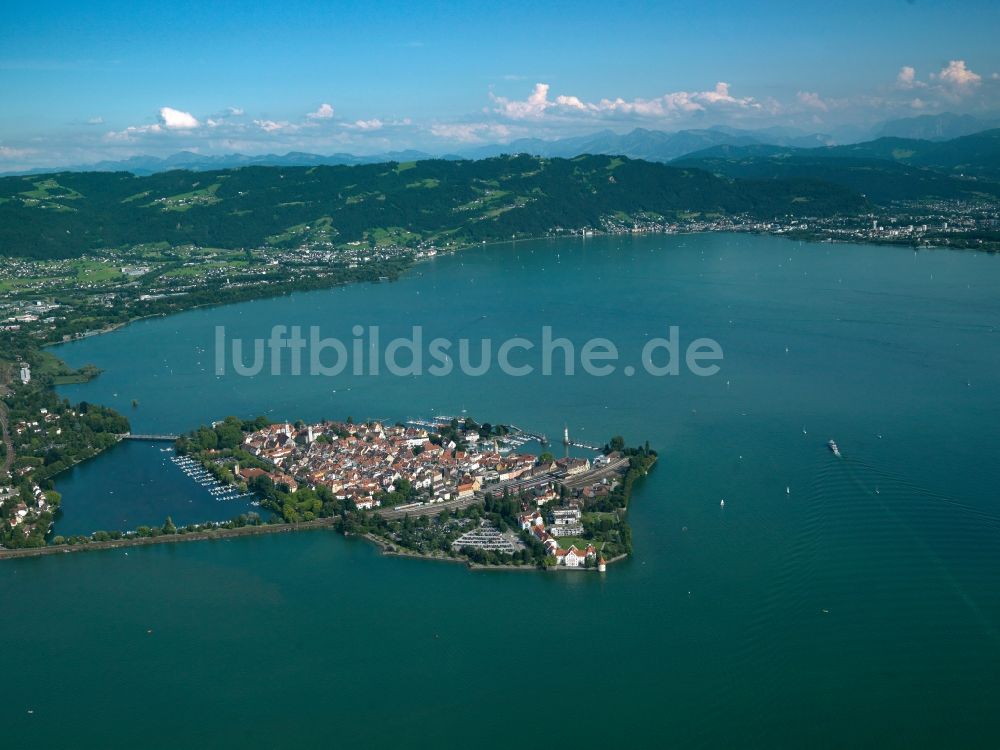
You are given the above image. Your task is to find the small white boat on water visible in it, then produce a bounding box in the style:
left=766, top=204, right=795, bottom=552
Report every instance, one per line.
left=720, top=499, right=726, bottom=508
left=828, top=440, right=841, bottom=458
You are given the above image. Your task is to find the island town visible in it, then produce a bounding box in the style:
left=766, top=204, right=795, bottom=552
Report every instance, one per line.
left=182, top=415, right=655, bottom=570
left=1, top=411, right=655, bottom=567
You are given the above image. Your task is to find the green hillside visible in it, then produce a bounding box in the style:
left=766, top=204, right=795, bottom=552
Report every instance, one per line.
left=675, top=129, right=1000, bottom=200
left=0, top=154, right=868, bottom=259
left=817, top=129, right=1000, bottom=178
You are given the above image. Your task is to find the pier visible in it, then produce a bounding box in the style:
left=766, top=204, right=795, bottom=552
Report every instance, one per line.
left=561, top=425, right=602, bottom=453
left=508, top=424, right=548, bottom=445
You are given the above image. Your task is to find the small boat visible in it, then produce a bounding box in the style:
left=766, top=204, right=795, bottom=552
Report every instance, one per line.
left=828, top=440, right=841, bottom=458
left=720, top=499, right=725, bottom=508
left=786, top=486, right=790, bottom=495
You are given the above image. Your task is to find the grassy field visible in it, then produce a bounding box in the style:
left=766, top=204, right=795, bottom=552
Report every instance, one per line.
left=71, top=259, right=123, bottom=284
left=33, top=350, right=102, bottom=384
left=549, top=535, right=595, bottom=551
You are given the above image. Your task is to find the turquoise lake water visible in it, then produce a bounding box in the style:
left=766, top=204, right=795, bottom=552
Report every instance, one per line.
left=4, top=233, right=1000, bottom=747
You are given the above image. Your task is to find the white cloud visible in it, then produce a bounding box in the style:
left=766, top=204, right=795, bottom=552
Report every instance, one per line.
left=554, top=94, right=586, bottom=110
left=306, top=103, right=334, bottom=120
left=159, top=106, right=200, bottom=129
left=491, top=83, right=552, bottom=119
left=253, top=119, right=292, bottom=132
left=935, top=60, right=981, bottom=92
left=350, top=118, right=384, bottom=130
left=206, top=106, right=245, bottom=127
left=104, top=123, right=163, bottom=141
left=697, top=82, right=740, bottom=105
left=86, top=116, right=104, bottom=125
left=796, top=91, right=828, bottom=111
left=490, top=81, right=761, bottom=122
left=896, top=66, right=926, bottom=89
left=0, top=145, right=33, bottom=158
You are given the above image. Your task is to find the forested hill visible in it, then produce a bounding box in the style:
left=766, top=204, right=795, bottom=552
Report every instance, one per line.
left=673, top=129, right=1000, bottom=203
left=0, top=154, right=867, bottom=259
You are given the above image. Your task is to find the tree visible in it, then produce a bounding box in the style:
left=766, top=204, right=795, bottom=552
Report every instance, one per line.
left=196, top=426, right=218, bottom=450
left=162, top=516, right=177, bottom=535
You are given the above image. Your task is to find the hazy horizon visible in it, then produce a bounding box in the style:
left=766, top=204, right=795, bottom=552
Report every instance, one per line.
left=2, top=0, right=1000, bottom=171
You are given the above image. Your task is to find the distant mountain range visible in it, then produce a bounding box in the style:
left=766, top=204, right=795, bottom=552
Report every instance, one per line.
left=2, top=125, right=837, bottom=177
left=5, top=113, right=999, bottom=184
left=3, top=149, right=445, bottom=177
left=457, top=126, right=834, bottom=161
left=874, top=112, right=1000, bottom=141
left=672, top=128, right=1000, bottom=203
left=4, top=125, right=998, bottom=260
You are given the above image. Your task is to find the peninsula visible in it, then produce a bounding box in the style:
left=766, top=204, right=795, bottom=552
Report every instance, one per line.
left=176, top=415, right=656, bottom=569
left=1, top=414, right=656, bottom=570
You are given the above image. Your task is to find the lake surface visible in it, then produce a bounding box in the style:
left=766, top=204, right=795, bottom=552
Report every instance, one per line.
left=4, top=233, right=1000, bottom=747
left=51, top=440, right=261, bottom=536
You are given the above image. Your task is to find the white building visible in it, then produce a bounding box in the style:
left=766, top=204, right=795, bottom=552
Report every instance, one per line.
left=556, top=544, right=597, bottom=568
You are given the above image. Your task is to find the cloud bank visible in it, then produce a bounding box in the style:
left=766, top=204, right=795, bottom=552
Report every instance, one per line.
left=5, top=57, right=998, bottom=170
left=490, top=81, right=763, bottom=122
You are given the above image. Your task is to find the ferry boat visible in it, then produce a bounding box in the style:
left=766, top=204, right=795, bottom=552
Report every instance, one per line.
left=828, top=440, right=841, bottom=458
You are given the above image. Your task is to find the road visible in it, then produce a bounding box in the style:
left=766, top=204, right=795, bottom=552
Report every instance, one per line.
left=0, top=401, right=13, bottom=479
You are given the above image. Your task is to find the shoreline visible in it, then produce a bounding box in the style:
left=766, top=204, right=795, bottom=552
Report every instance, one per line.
left=1, top=523, right=631, bottom=568
left=362, top=532, right=630, bottom=572
left=0, top=518, right=333, bottom=560
left=6, top=434, right=654, bottom=566
left=39, top=228, right=974, bottom=362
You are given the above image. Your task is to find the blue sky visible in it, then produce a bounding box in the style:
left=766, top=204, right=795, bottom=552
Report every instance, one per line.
left=2, top=0, right=999, bottom=168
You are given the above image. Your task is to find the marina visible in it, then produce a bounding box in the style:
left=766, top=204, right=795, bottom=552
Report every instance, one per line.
left=169, top=454, right=260, bottom=506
